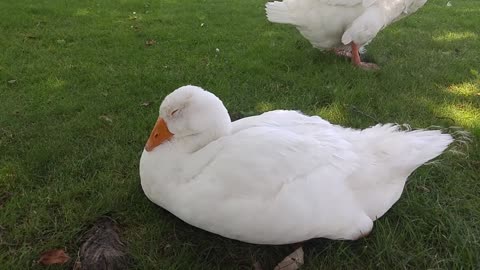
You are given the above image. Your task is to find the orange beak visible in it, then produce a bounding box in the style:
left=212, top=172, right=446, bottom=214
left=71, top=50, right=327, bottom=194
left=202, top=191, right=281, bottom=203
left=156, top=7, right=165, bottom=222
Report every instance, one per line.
left=145, top=117, right=174, bottom=152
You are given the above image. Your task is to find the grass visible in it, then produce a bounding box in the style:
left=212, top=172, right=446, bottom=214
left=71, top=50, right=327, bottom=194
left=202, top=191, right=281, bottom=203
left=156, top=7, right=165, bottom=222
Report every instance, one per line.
left=0, top=0, right=479, bottom=269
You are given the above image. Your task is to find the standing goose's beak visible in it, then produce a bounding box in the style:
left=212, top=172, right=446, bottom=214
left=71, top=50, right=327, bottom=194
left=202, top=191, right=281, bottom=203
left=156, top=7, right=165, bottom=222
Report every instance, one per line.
left=145, top=117, right=174, bottom=151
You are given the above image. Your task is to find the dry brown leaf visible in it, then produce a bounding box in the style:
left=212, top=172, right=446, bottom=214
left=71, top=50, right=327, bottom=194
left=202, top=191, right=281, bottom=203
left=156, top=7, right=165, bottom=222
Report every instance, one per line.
left=145, top=39, right=156, bottom=46
left=38, top=249, right=70, bottom=265
left=273, top=247, right=304, bottom=270
left=99, top=115, right=113, bottom=123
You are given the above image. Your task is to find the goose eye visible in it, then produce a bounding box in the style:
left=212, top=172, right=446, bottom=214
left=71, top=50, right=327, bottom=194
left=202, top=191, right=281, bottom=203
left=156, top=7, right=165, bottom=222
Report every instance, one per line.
left=170, top=109, right=179, bottom=116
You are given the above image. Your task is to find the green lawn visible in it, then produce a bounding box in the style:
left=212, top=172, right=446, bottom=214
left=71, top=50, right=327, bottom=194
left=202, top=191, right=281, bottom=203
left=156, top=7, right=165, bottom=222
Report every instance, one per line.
left=1, top=0, right=479, bottom=269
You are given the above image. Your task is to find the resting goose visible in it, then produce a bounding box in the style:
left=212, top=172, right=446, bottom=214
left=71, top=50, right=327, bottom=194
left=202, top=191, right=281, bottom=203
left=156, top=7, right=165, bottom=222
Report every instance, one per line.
left=140, top=85, right=452, bottom=268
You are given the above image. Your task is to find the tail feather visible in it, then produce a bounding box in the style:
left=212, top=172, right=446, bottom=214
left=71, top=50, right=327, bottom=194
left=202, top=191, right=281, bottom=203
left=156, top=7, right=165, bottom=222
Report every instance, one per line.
left=427, top=125, right=472, bottom=156
left=345, top=124, right=456, bottom=220
left=265, top=1, right=294, bottom=24
left=359, top=124, right=453, bottom=172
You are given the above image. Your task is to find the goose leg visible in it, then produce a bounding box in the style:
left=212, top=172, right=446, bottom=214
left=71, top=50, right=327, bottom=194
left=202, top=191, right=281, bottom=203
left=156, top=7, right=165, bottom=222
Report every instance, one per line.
left=351, top=42, right=379, bottom=70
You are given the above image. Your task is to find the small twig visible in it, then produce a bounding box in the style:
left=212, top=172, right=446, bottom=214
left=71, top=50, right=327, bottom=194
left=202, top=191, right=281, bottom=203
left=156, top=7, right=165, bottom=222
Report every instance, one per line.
left=435, top=116, right=456, bottom=124
left=172, top=223, right=179, bottom=242
left=347, top=105, right=380, bottom=123
left=0, top=241, right=19, bottom=247
left=282, top=62, right=291, bottom=73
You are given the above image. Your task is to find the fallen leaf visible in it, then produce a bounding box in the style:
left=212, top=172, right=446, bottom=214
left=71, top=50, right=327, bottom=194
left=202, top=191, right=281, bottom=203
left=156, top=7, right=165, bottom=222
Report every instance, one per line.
left=36, top=21, right=47, bottom=27
left=38, top=249, right=70, bottom=265
left=274, top=247, right=304, bottom=270
left=130, top=25, right=141, bottom=31
left=99, top=115, right=113, bottom=123
left=145, top=39, right=156, bottom=46
left=418, top=186, right=430, bottom=192
left=140, top=101, right=152, bottom=107
left=24, top=33, right=38, bottom=39
left=7, top=80, right=16, bottom=84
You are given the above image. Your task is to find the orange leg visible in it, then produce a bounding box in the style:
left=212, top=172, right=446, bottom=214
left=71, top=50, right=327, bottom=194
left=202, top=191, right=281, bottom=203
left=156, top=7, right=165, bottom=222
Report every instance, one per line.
left=351, top=42, right=362, bottom=65
left=351, top=42, right=379, bottom=70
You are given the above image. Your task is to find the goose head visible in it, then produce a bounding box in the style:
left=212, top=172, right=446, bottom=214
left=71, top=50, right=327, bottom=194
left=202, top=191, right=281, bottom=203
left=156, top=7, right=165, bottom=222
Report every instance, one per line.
left=145, top=85, right=231, bottom=153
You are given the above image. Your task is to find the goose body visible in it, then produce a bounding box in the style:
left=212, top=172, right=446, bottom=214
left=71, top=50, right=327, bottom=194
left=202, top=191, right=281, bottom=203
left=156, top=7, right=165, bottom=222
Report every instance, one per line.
left=265, top=0, right=428, bottom=68
left=140, top=85, right=452, bottom=245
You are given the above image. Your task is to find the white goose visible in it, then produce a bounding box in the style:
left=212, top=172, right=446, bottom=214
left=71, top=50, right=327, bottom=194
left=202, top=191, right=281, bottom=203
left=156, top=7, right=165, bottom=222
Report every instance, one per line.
left=140, top=85, right=452, bottom=267
left=265, top=0, right=428, bottom=69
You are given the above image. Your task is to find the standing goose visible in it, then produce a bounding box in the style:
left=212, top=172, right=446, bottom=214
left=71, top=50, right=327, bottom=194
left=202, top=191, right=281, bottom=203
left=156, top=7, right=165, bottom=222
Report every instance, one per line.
left=140, top=85, right=452, bottom=268
left=265, top=0, right=428, bottom=69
